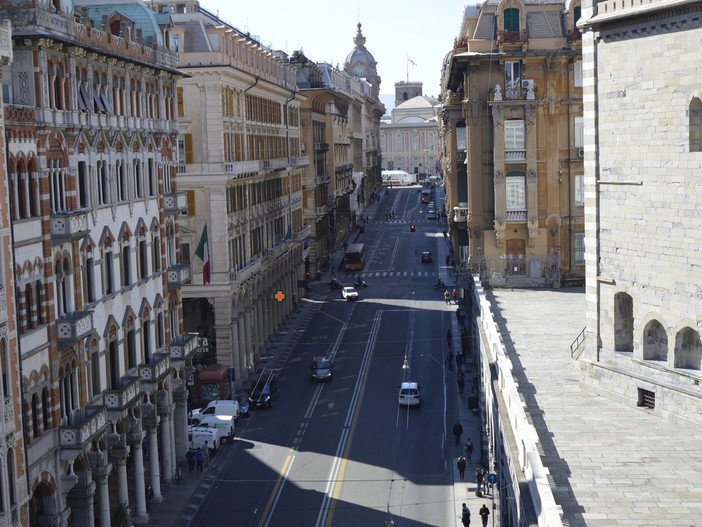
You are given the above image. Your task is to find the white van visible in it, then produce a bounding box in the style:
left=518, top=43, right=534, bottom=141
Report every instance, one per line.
left=192, top=414, right=236, bottom=439
left=191, top=400, right=240, bottom=422
left=187, top=426, right=219, bottom=453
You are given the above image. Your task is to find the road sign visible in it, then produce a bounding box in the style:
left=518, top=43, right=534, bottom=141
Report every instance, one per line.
left=487, top=473, right=497, bottom=485
left=274, top=290, right=286, bottom=302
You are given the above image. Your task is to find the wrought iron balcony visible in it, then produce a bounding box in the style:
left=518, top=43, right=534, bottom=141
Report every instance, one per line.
left=59, top=406, right=108, bottom=449
left=164, top=191, right=187, bottom=214
left=56, top=310, right=93, bottom=344
left=167, top=264, right=191, bottom=289
left=168, top=333, right=201, bottom=361
left=104, top=377, right=140, bottom=412
left=51, top=210, right=89, bottom=241
left=453, top=203, right=470, bottom=223
left=313, top=142, right=329, bottom=151
left=229, top=258, right=262, bottom=284
left=139, top=353, right=171, bottom=386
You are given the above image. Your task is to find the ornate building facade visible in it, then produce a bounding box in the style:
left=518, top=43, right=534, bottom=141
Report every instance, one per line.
left=0, top=18, right=29, bottom=527
left=440, top=0, right=584, bottom=288
left=150, top=0, right=307, bottom=389
left=0, top=0, right=199, bottom=525
left=581, top=0, right=702, bottom=422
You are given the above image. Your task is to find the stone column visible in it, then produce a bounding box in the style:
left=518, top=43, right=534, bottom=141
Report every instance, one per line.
left=111, top=445, right=130, bottom=508
left=173, top=387, right=188, bottom=461
left=128, top=429, right=148, bottom=522
left=158, top=401, right=174, bottom=482
left=67, top=481, right=96, bottom=527
left=143, top=415, right=163, bottom=502
left=231, top=316, right=245, bottom=384
left=243, top=308, right=254, bottom=364
left=92, top=463, right=113, bottom=527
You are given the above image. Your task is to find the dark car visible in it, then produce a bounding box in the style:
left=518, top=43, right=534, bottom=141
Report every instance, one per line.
left=311, top=357, right=333, bottom=381
left=248, top=372, right=279, bottom=408
left=421, top=251, right=433, bottom=263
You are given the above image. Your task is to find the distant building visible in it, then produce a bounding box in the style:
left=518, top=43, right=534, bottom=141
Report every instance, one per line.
left=440, top=1, right=584, bottom=286
left=581, top=1, right=702, bottom=422
left=380, top=82, right=440, bottom=178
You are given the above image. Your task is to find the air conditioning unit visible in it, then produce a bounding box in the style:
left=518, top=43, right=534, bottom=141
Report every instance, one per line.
left=577, top=148, right=584, bottom=157
left=521, top=79, right=535, bottom=90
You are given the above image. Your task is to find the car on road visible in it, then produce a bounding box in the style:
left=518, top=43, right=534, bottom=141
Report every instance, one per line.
left=420, top=251, right=433, bottom=263
left=398, top=381, right=421, bottom=406
left=311, top=356, right=333, bottom=381
left=342, top=286, right=359, bottom=300
left=248, top=371, right=279, bottom=409
left=190, top=399, right=241, bottom=422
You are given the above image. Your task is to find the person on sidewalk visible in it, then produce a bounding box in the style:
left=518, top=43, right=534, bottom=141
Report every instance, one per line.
left=479, top=504, right=490, bottom=526
left=475, top=467, right=484, bottom=496
left=457, top=373, right=465, bottom=395
left=195, top=447, right=204, bottom=472
left=457, top=456, right=467, bottom=480
left=452, top=420, right=463, bottom=447
left=465, top=438, right=474, bottom=463
left=461, top=503, right=471, bottom=526
left=452, top=288, right=459, bottom=304
left=186, top=448, right=196, bottom=473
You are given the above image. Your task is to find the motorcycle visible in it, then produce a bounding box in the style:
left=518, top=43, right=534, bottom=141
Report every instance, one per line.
left=354, top=278, right=368, bottom=288
left=329, top=279, right=342, bottom=291
left=433, top=280, right=446, bottom=290
left=238, top=397, right=250, bottom=418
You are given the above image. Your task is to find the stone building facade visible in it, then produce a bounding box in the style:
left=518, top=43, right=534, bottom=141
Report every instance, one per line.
left=0, top=0, right=198, bottom=525
left=440, top=0, right=585, bottom=288
left=149, top=0, right=307, bottom=390
left=581, top=1, right=702, bottom=422
left=0, top=18, right=30, bottom=527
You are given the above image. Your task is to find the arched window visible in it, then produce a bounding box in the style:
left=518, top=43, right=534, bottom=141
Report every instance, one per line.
left=31, top=393, right=40, bottom=439
left=125, top=317, right=137, bottom=371
left=689, top=97, right=702, bottom=152
left=674, top=327, right=702, bottom=370
left=643, top=320, right=667, bottom=361
left=613, top=293, right=634, bottom=352
left=41, top=387, right=50, bottom=431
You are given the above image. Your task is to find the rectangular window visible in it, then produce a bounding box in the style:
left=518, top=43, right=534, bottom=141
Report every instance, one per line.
left=574, top=60, right=583, bottom=87
left=575, top=175, right=584, bottom=206
left=574, top=117, right=584, bottom=148
left=506, top=175, right=526, bottom=210
left=505, top=61, right=521, bottom=90
left=455, top=125, right=466, bottom=151
left=77, top=161, right=89, bottom=209
left=574, top=233, right=585, bottom=265
left=504, top=120, right=525, bottom=149
left=104, top=251, right=114, bottom=295
left=121, top=245, right=131, bottom=286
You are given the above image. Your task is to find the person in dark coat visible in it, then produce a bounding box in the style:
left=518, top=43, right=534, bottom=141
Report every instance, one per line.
left=186, top=448, right=196, bottom=473
left=452, top=420, right=463, bottom=447
left=479, top=504, right=490, bottom=527
left=461, top=503, right=471, bottom=526
left=457, top=456, right=467, bottom=480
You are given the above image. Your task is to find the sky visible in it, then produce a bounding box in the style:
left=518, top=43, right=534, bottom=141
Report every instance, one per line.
left=198, top=0, right=468, bottom=111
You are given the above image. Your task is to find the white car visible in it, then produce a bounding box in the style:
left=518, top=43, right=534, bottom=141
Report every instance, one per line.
left=398, top=381, right=421, bottom=406
left=342, top=286, right=359, bottom=301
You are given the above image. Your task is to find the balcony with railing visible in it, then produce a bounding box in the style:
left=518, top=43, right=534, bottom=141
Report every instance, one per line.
left=167, top=264, right=191, bottom=289
left=505, top=210, right=528, bottom=222
left=497, top=29, right=529, bottom=47
left=294, top=225, right=312, bottom=241
left=56, top=310, right=93, bottom=344
left=289, top=156, right=310, bottom=168
left=139, top=353, right=171, bottom=387
left=267, top=242, right=289, bottom=261
left=59, top=406, right=108, bottom=449
left=504, top=149, right=526, bottom=163
left=453, top=203, right=470, bottom=223
left=169, top=333, right=201, bottom=361
left=229, top=258, right=262, bottom=284
left=51, top=210, right=89, bottom=242
left=313, top=142, right=329, bottom=151
left=104, top=376, right=140, bottom=413
left=164, top=191, right=187, bottom=214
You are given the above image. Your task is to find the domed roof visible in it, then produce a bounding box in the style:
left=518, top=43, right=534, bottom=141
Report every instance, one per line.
left=343, top=23, right=377, bottom=80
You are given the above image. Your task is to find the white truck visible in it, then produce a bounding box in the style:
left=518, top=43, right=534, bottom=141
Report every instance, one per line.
left=342, top=286, right=359, bottom=301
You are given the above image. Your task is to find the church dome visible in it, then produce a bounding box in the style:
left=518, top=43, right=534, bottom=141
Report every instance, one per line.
left=344, top=23, right=377, bottom=79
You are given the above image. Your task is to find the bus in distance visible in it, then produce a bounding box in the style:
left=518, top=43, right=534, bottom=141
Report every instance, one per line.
left=343, top=243, right=365, bottom=271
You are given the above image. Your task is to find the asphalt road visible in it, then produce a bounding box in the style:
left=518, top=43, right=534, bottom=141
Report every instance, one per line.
left=190, top=186, right=459, bottom=527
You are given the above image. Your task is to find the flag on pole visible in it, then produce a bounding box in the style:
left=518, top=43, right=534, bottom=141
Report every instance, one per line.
left=195, top=225, right=210, bottom=284
left=407, top=57, right=417, bottom=67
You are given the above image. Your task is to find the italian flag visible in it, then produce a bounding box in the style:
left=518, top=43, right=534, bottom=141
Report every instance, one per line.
left=195, top=225, right=210, bottom=284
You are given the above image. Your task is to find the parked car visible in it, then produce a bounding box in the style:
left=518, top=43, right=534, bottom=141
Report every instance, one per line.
left=398, top=381, right=421, bottom=406
left=187, top=425, right=220, bottom=453
left=421, top=251, right=433, bottom=263
left=191, top=399, right=241, bottom=422
left=311, top=356, right=333, bottom=381
left=342, top=286, right=359, bottom=300
left=249, top=370, right=279, bottom=408
left=190, top=414, right=236, bottom=440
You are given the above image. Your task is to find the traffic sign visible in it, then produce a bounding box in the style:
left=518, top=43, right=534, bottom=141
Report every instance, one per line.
left=274, top=290, right=286, bottom=302
left=487, top=473, right=497, bottom=485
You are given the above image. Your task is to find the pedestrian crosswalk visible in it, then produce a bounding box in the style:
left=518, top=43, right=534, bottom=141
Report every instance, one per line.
left=333, top=271, right=438, bottom=280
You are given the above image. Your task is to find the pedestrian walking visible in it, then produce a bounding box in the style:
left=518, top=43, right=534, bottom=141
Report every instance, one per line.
left=465, top=438, right=474, bottom=463
left=174, top=465, right=183, bottom=485
left=452, top=420, right=463, bottom=448
left=444, top=290, right=451, bottom=304
left=457, top=373, right=466, bottom=395
left=475, top=467, right=484, bottom=496
left=446, top=328, right=452, bottom=347
left=461, top=503, right=471, bottom=526
left=446, top=351, right=454, bottom=372
left=186, top=448, right=196, bottom=473
left=452, top=288, right=459, bottom=303
left=479, top=504, right=490, bottom=527
left=482, top=468, right=489, bottom=494
left=195, top=447, right=204, bottom=472
left=457, top=456, right=467, bottom=480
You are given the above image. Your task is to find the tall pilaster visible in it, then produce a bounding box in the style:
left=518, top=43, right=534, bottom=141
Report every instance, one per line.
left=92, top=463, right=112, bottom=527
left=143, top=415, right=163, bottom=502
left=172, top=387, right=189, bottom=461
left=128, top=429, right=148, bottom=522
left=111, top=445, right=130, bottom=507
left=158, top=400, right=174, bottom=482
